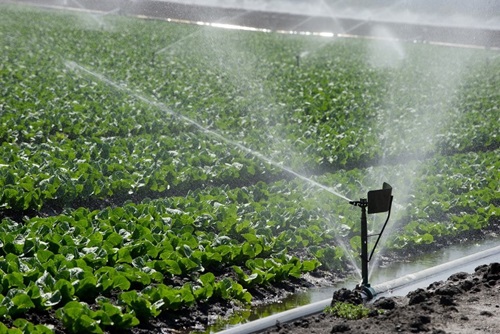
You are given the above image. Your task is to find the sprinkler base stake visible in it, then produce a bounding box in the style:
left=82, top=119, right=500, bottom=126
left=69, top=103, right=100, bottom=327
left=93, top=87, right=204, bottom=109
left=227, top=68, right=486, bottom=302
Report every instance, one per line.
left=360, top=285, right=377, bottom=301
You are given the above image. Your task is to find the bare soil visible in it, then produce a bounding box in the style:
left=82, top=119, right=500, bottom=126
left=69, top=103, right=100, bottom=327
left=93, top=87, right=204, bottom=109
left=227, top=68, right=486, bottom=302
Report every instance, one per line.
left=260, top=262, right=500, bottom=334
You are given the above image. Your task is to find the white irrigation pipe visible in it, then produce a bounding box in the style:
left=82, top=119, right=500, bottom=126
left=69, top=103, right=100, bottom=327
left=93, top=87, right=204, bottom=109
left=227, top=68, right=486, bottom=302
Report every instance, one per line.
left=216, top=245, right=500, bottom=334
left=373, top=244, right=500, bottom=296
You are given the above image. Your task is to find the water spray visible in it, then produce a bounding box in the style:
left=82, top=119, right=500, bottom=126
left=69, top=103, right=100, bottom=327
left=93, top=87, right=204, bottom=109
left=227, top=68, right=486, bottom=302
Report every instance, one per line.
left=64, top=61, right=352, bottom=202
left=349, top=182, right=393, bottom=300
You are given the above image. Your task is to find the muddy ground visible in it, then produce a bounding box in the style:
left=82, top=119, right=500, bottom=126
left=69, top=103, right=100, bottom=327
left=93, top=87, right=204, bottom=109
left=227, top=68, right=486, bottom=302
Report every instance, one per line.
left=260, top=262, right=500, bottom=334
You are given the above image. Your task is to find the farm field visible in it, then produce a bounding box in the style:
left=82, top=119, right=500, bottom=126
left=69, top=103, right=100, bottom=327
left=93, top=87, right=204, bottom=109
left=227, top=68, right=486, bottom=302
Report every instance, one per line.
left=0, top=3, right=499, bottom=333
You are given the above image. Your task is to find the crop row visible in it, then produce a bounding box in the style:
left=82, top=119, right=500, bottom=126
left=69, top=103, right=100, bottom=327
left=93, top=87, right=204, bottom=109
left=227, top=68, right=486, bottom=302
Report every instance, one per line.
left=2, top=5, right=499, bottom=173
left=2, top=5, right=498, bottom=215
left=75, top=15, right=499, bottom=167
left=0, top=183, right=337, bottom=332
left=0, top=4, right=498, bottom=332
left=0, top=131, right=280, bottom=211
left=0, top=145, right=497, bottom=331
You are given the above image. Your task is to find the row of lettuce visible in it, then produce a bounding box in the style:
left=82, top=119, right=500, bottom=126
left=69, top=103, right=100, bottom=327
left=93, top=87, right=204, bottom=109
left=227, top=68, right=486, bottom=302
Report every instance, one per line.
left=0, top=148, right=499, bottom=332
left=0, top=149, right=496, bottom=332
left=2, top=5, right=499, bottom=158
left=0, top=183, right=335, bottom=332
left=1, top=5, right=498, bottom=214
left=0, top=131, right=279, bottom=211
left=0, top=4, right=498, bottom=333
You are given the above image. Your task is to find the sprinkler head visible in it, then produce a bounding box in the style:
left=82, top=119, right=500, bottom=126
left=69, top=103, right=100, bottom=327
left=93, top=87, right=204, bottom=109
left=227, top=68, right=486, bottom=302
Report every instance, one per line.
left=349, top=198, right=368, bottom=208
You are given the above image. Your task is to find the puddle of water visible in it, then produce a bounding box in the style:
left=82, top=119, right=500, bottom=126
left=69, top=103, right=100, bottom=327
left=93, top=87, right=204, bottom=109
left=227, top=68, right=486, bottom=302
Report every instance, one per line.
left=203, top=236, right=500, bottom=333
left=370, top=237, right=500, bottom=286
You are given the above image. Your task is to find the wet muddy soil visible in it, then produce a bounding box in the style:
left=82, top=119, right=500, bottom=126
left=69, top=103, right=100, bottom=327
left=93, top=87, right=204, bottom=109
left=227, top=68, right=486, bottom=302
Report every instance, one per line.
left=260, top=262, right=500, bottom=334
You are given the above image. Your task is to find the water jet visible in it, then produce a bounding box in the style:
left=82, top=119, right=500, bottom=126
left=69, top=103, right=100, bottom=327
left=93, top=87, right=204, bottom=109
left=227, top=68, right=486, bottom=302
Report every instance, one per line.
left=64, top=60, right=352, bottom=203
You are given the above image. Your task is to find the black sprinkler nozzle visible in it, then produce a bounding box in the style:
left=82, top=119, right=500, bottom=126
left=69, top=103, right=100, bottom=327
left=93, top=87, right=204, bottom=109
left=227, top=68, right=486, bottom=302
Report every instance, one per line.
left=349, top=198, right=368, bottom=207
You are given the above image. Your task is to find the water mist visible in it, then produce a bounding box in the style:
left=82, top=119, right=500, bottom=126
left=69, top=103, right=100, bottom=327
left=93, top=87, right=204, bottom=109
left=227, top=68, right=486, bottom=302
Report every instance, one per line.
left=366, top=32, right=482, bottom=280
left=64, top=60, right=352, bottom=203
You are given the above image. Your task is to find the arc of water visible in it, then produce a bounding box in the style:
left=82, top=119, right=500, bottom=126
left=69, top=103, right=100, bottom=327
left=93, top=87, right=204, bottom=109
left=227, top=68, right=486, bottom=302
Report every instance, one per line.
left=64, top=60, right=352, bottom=202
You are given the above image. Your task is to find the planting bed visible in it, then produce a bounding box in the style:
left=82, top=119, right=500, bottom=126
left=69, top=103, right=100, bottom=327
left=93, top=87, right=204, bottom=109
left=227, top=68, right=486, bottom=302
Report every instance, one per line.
left=0, top=2, right=498, bottom=333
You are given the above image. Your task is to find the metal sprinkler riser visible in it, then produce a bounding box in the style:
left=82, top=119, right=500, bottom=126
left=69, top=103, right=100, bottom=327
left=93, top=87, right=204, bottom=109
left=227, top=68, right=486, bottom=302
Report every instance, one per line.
left=349, top=183, right=393, bottom=300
